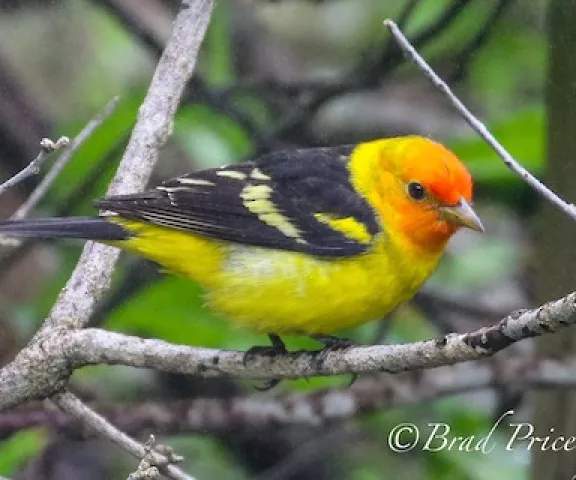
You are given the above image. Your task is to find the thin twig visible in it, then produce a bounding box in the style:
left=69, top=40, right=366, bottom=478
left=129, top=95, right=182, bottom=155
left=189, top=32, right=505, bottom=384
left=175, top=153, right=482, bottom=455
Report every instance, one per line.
left=0, top=138, right=127, bottom=272
left=92, top=0, right=270, bottom=152
left=4, top=355, right=573, bottom=438
left=1, top=286, right=576, bottom=411
left=353, top=0, right=422, bottom=80
left=0, top=287, right=569, bottom=412
left=95, top=0, right=165, bottom=56
left=38, top=0, right=214, bottom=334
left=0, top=136, right=69, bottom=196
left=383, top=19, right=576, bottom=221
left=11, top=96, right=120, bottom=220
left=397, top=0, right=421, bottom=27
left=52, top=392, right=195, bottom=480
left=409, top=0, right=469, bottom=53
left=57, top=287, right=574, bottom=379
left=252, top=1, right=471, bottom=156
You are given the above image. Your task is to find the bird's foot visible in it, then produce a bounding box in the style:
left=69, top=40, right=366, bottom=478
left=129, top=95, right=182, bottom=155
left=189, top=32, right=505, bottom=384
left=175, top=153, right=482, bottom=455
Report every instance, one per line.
left=312, top=334, right=355, bottom=349
left=243, top=333, right=288, bottom=365
left=311, top=334, right=355, bottom=369
left=243, top=334, right=287, bottom=391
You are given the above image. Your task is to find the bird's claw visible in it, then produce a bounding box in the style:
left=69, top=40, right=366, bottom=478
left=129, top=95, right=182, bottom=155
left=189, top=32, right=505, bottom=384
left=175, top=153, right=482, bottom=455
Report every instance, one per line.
left=242, top=345, right=284, bottom=366
left=242, top=333, right=288, bottom=367
left=311, top=334, right=355, bottom=369
left=243, top=334, right=288, bottom=390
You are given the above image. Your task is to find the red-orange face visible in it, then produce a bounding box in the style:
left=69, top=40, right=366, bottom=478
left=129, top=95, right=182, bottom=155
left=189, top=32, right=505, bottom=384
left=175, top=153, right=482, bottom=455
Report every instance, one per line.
left=372, top=136, right=483, bottom=253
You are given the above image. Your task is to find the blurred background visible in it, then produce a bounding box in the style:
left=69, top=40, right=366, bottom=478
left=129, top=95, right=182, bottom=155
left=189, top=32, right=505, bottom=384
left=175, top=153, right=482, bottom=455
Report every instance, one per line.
left=0, top=0, right=572, bottom=478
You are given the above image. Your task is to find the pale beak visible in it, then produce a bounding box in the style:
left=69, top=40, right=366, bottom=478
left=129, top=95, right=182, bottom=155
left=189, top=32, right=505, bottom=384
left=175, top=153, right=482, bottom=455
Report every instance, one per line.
left=440, top=198, right=484, bottom=232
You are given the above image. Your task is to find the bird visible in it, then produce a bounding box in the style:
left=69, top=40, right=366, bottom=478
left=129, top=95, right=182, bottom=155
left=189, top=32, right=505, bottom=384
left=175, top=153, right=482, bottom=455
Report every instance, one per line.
left=0, top=135, right=483, bottom=356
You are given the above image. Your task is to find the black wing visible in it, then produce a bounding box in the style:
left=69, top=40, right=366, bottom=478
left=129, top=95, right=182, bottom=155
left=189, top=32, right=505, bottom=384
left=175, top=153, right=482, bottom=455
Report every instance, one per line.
left=95, top=146, right=381, bottom=257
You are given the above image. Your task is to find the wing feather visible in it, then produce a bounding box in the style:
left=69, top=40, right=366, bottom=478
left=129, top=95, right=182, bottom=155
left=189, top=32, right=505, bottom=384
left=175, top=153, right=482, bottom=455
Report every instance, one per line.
left=95, top=146, right=381, bottom=257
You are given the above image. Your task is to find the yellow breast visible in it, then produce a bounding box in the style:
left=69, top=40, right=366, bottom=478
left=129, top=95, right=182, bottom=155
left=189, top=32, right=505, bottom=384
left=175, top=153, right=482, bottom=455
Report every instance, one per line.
left=210, top=237, right=439, bottom=334
left=114, top=220, right=442, bottom=335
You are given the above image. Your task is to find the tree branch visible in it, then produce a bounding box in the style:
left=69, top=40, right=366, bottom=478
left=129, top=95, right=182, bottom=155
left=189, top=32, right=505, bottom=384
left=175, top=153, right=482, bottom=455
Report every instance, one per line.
left=3, top=355, right=574, bottom=439
left=39, top=0, right=214, bottom=334
left=52, top=392, right=195, bottom=480
left=92, top=0, right=272, bottom=153
left=10, top=96, right=120, bottom=221
left=0, top=136, right=69, bottom=196
left=384, top=19, right=576, bottom=221
left=0, top=138, right=128, bottom=274
left=1, top=7, right=572, bottom=478
left=0, top=0, right=214, bottom=477
left=1, top=289, right=575, bottom=411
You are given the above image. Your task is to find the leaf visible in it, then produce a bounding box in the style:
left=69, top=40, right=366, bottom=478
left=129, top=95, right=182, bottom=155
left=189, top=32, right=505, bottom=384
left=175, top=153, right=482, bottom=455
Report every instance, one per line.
left=175, top=106, right=252, bottom=169
left=47, top=93, right=144, bottom=205
left=0, top=428, right=47, bottom=475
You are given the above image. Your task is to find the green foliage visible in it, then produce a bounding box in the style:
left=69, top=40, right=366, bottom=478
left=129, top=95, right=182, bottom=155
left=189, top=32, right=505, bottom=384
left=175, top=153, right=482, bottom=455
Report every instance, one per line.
left=0, top=1, right=550, bottom=478
left=175, top=106, right=253, bottom=169
left=0, top=429, right=47, bottom=475
left=450, top=107, right=545, bottom=186
left=107, top=275, right=232, bottom=347
left=47, top=93, right=144, bottom=208
left=203, top=2, right=234, bottom=87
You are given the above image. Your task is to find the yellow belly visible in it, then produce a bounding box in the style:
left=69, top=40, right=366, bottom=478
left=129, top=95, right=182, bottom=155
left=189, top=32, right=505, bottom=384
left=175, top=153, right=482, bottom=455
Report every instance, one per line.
left=211, top=245, right=422, bottom=333
left=112, top=221, right=441, bottom=335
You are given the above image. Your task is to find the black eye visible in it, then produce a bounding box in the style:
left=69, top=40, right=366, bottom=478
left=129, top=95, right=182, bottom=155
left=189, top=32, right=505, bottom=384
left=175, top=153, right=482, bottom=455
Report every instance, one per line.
left=407, top=182, right=426, bottom=200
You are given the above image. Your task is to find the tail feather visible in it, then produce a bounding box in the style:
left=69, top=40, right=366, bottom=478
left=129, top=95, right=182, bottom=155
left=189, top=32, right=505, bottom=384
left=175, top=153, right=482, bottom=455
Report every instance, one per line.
left=0, top=217, right=130, bottom=241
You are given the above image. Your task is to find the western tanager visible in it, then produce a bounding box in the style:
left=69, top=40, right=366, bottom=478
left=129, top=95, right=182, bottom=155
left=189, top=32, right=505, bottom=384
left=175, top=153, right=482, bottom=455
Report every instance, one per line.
left=0, top=136, right=482, bottom=351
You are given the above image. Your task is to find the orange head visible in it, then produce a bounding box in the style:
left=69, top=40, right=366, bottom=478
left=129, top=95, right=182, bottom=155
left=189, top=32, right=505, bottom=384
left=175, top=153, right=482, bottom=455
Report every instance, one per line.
left=350, top=136, right=483, bottom=254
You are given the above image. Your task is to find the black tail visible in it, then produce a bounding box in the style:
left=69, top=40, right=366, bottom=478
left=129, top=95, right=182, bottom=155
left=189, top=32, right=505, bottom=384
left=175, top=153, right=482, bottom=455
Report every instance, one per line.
left=0, top=217, right=130, bottom=241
